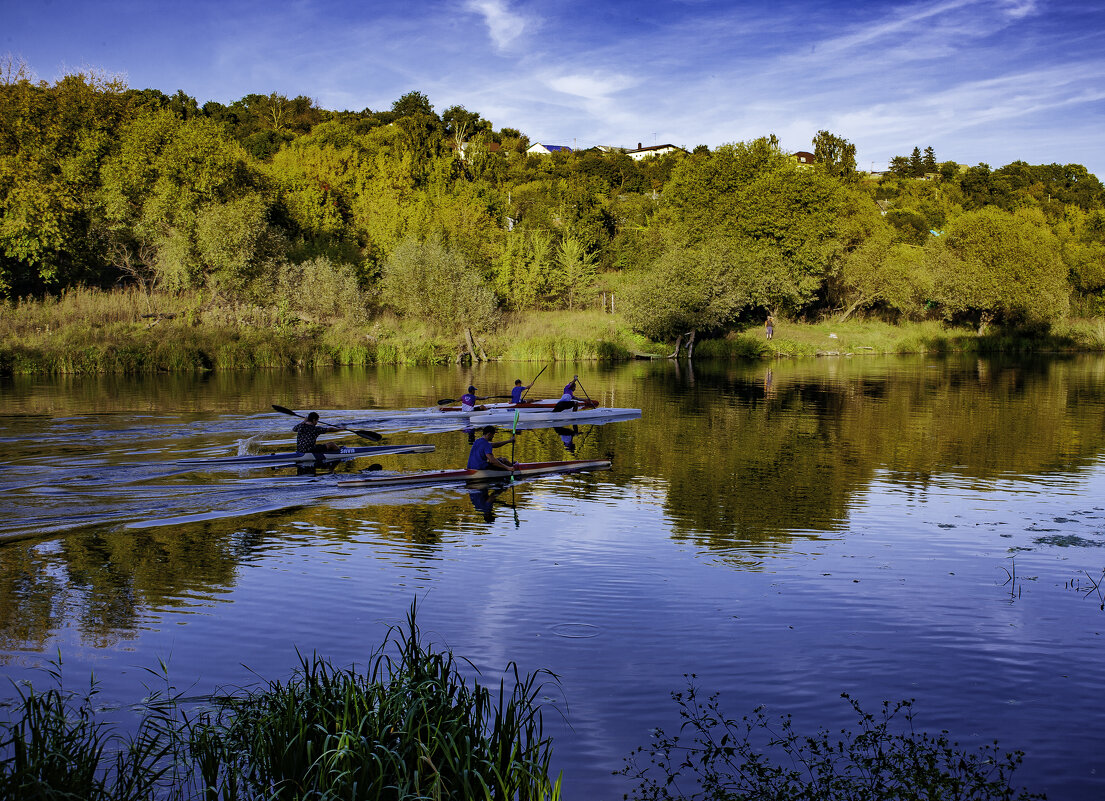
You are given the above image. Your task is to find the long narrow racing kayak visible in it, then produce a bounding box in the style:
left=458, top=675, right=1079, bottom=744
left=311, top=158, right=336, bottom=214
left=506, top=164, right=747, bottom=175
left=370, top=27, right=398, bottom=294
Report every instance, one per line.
left=337, top=458, right=612, bottom=487
left=433, top=399, right=599, bottom=414
left=469, top=407, right=640, bottom=426
left=178, top=443, right=434, bottom=467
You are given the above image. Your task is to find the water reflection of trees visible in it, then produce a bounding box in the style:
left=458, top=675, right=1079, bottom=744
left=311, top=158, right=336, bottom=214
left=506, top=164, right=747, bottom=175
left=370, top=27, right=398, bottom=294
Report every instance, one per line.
left=626, top=356, right=1105, bottom=551
left=3, top=356, right=1105, bottom=648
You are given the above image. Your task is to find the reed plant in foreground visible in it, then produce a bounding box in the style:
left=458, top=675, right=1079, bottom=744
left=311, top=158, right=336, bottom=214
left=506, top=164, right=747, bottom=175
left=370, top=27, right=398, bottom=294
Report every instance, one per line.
left=190, top=603, right=561, bottom=800
left=0, top=604, right=561, bottom=801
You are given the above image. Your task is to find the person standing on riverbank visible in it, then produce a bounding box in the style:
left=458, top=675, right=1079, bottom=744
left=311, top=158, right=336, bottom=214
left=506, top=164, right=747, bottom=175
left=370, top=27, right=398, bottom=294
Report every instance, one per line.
left=467, top=426, right=518, bottom=471
left=293, top=412, right=341, bottom=461
left=765, top=314, right=775, bottom=340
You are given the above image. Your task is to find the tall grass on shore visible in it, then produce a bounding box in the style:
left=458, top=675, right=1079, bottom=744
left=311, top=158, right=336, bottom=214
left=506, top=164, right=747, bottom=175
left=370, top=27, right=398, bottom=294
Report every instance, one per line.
left=6, top=287, right=1105, bottom=375
left=0, top=604, right=562, bottom=800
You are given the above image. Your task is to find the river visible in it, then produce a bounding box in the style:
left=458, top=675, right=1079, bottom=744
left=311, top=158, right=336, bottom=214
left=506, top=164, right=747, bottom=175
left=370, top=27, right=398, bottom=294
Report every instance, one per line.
left=1, top=355, right=1104, bottom=799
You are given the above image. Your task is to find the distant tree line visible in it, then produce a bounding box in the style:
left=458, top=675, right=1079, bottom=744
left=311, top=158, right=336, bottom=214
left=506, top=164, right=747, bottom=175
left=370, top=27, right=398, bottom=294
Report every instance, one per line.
left=2, top=58, right=1104, bottom=347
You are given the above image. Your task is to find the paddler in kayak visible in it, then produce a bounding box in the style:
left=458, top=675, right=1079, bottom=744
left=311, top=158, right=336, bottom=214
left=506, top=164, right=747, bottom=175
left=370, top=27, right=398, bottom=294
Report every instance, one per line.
left=468, top=425, right=519, bottom=472
left=461, top=385, right=489, bottom=412
left=510, top=378, right=533, bottom=404
left=293, top=412, right=343, bottom=462
left=553, top=375, right=581, bottom=412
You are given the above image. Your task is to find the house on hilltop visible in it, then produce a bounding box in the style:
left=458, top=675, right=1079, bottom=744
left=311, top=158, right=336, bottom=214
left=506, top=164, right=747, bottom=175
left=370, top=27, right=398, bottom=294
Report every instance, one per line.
left=526, top=143, right=572, bottom=155
left=793, top=150, right=815, bottom=166
left=625, top=142, right=686, bottom=161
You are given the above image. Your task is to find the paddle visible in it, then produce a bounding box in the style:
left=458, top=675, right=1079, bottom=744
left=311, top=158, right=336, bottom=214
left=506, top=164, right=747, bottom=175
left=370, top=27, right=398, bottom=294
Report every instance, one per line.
left=437, top=394, right=512, bottom=405
left=271, top=405, right=383, bottom=441
left=509, top=408, right=520, bottom=484
left=574, top=377, right=595, bottom=407
left=519, top=364, right=548, bottom=402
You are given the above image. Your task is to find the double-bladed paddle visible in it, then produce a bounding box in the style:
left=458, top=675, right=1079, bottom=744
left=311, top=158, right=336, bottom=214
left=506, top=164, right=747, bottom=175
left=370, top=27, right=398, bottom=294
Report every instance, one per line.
left=271, top=405, right=383, bottom=441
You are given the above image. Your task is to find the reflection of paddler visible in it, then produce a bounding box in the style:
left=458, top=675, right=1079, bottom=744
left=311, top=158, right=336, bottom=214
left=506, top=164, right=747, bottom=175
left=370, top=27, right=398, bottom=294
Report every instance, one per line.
left=469, top=487, right=498, bottom=521
left=554, top=425, right=579, bottom=454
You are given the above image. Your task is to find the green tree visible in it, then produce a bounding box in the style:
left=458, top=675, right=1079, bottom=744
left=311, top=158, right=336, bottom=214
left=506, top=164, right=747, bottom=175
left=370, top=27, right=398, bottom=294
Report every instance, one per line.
left=380, top=237, right=499, bottom=333
left=929, top=206, right=1068, bottom=331
left=0, top=66, right=134, bottom=294
left=195, top=193, right=286, bottom=295
left=812, top=130, right=857, bottom=181
left=622, top=236, right=799, bottom=344
left=888, top=156, right=910, bottom=177
left=834, top=223, right=932, bottom=320
left=922, top=146, right=937, bottom=173
left=100, top=110, right=267, bottom=292
left=908, top=147, right=923, bottom=178
left=551, top=234, right=597, bottom=310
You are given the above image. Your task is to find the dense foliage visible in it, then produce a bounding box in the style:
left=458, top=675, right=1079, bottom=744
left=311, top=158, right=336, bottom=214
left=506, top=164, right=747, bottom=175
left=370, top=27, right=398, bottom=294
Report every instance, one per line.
left=3, top=59, right=1104, bottom=349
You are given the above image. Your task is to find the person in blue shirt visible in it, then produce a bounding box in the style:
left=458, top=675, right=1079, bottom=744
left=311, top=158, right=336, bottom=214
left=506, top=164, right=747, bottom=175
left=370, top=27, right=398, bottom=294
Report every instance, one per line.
left=461, top=385, right=489, bottom=412
left=553, top=374, right=580, bottom=412
left=510, top=379, right=533, bottom=404
left=467, top=425, right=518, bottom=471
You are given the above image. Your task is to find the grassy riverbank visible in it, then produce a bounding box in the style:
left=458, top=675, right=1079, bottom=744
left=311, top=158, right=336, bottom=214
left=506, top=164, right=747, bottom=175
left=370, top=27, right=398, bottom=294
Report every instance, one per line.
left=3, top=287, right=1105, bottom=375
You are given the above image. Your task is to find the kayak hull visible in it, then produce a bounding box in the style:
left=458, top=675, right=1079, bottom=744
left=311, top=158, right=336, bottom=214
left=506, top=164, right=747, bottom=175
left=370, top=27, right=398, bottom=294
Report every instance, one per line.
left=434, top=399, right=599, bottom=414
left=469, top=407, right=640, bottom=425
left=337, top=459, right=612, bottom=487
left=178, top=444, right=434, bottom=466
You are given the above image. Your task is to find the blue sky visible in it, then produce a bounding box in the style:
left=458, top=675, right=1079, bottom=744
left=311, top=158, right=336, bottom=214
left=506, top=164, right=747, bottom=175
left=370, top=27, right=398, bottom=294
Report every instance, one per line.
left=6, top=0, right=1104, bottom=177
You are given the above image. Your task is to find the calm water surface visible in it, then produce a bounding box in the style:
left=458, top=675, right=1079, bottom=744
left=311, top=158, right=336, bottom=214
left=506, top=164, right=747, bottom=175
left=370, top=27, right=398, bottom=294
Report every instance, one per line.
left=2, top=356, right=1105, bottom=799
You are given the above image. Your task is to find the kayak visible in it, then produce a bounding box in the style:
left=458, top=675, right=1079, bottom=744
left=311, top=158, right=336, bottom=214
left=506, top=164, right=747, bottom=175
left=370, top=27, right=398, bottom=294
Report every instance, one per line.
left=337, top=458, right=612, bottom=487
left=469, top=407, right=640, bottom=426
left=177, top=443, right=434, bottom=467
left=433, top=399, right=598, bottom=414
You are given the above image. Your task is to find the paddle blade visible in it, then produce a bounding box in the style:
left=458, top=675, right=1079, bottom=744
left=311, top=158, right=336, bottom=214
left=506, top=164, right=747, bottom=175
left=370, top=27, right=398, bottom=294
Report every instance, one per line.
left=272, top=404, right=299, bottom=417
left=351, top=428, right=383, bottom=441
left=437, top=398, right=456, bottom=405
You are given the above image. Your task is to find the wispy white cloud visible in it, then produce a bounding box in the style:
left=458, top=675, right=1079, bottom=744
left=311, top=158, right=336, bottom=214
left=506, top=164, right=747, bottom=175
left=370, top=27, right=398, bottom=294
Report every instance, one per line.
left=463, top=0, right=532, bottom=50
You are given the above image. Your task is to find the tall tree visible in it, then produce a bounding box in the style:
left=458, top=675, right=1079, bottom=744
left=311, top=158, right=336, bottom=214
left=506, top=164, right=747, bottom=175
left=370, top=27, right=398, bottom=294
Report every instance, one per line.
left=811, top=130, right=857, bottom=181
left=908, top=147, right=923, bottom=178
left=922, top=146, right=937, bottom=173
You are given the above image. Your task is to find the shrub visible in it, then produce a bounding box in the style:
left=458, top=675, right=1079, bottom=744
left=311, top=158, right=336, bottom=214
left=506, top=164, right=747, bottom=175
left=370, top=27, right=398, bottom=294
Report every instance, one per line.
left=622, top=678, right=1043, bottom=801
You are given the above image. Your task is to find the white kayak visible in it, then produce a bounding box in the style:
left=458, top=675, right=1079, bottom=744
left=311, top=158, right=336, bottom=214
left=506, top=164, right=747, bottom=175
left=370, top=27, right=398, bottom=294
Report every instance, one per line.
left=433, top=399, right=598, bottom=414
left=337, top=458, right=612, bottom=487
left=177, top=443, right=434, bottom=467
left=469, top=407, right=641, bottom=426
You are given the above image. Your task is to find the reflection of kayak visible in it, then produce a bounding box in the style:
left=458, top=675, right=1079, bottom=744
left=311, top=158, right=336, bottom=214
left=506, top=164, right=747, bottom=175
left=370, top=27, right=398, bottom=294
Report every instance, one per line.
left=178, top=444, right=434, bottom=467
left=470, top=407, right=640, bottom=426
left=337, top=459, right=612, bottom=487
